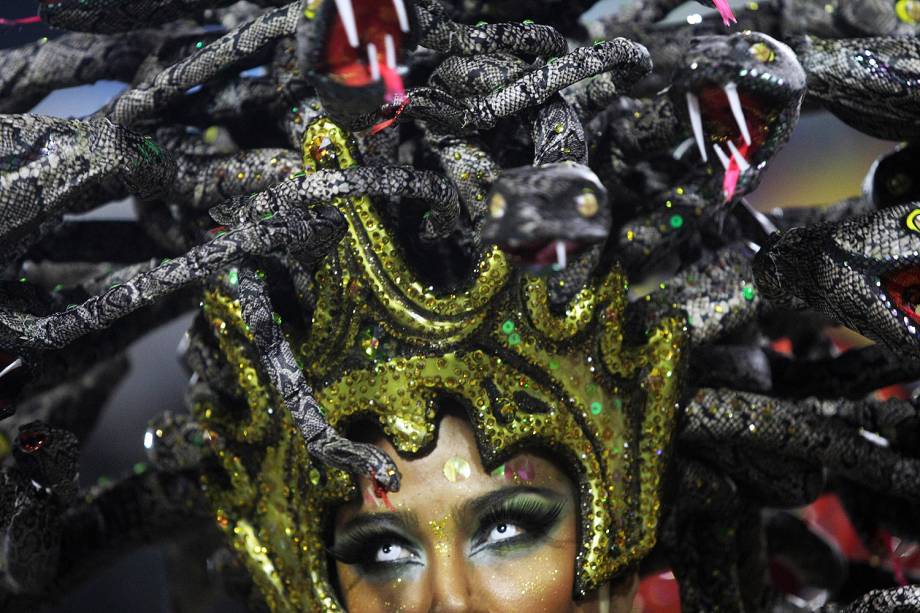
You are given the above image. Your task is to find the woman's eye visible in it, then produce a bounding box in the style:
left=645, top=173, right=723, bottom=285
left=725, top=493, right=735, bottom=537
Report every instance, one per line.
left=375, top=543, right=414, bottom=563
left=485, top=522, right=525, bottom=544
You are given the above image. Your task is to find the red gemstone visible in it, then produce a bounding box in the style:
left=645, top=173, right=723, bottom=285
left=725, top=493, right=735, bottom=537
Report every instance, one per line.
left=18, top=431, right=46, bottom=453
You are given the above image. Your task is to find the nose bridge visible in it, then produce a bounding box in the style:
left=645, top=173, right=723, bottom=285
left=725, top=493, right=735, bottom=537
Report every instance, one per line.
left=427, top=544, right=476, bottom=613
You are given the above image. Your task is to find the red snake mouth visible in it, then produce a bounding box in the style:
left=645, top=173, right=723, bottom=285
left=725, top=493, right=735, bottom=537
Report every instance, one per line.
left=502, top=240, right=587, bottom=272
left=685, top=82, right=771, bottom=203
left=323, top=0, right=409, bottom=103
left=881, top=266, right=920, bottom=330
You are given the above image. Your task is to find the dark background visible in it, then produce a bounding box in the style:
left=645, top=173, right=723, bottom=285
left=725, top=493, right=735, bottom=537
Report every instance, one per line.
left=0, top=0, right=896, bottom=610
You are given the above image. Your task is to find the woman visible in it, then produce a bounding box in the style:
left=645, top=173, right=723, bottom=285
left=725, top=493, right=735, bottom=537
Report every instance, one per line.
left=192, top=116, right=684, bottom=611
left=330, top=411, right=639, bottom=612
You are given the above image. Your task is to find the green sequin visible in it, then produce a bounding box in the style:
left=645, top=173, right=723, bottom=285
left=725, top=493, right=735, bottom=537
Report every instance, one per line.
left=742, top=285, right=756, bottom=301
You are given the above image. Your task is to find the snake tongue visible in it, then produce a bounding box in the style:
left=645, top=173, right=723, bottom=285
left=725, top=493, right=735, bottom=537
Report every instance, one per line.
left=0, top=15, right=41, bottom=26
left=724, top=141, right=751, bottom=202
left=711, top=0, right=737, bottom=26
left=379, top=61, right=405, bottom=103
left=712, top=141, right=749, bottom=203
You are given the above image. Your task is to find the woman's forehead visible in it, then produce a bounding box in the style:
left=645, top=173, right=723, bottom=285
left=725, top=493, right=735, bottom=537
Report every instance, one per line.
left=339, top=414, right=573, bottom=522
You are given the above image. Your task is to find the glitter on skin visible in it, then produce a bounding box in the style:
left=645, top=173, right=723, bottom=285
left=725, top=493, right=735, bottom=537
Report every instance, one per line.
left=428, top=515, right=452, bottom=555
left=331, top=416, right=641, bottom=611
left=491, top=458, right=536, bottom=483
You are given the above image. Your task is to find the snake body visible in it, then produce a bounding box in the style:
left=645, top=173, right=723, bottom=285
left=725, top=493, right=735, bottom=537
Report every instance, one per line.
left=3, top=0, right=920, bottom=609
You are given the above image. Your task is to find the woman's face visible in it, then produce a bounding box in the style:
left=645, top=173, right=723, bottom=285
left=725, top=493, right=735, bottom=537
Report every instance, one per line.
left=331, top=414, right=637, bottom=612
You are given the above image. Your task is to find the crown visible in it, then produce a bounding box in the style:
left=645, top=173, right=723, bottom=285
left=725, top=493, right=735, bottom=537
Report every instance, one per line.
left=192, top=117, right=687, bottom=610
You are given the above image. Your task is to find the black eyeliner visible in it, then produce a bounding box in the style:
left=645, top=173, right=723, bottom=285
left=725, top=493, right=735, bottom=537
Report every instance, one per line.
left=469, top=492, right=567, bottom=554
left=329, top=513, right=420, bottom=567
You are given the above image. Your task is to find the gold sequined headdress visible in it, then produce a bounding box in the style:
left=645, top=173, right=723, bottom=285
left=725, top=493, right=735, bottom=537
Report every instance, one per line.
left=195, top=118, right=687, bottom=611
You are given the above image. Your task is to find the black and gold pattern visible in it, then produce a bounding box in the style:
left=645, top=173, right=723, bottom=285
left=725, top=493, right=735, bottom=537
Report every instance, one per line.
left=196, top=117, right=686, bottom=607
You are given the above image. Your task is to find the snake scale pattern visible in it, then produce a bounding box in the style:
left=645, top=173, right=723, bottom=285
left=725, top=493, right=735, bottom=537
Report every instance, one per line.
left=1, top=0, right=920, bottom=609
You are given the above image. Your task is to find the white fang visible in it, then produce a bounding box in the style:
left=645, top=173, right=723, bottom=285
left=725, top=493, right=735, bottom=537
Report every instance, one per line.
left=0, top=357, right=22, bottom=380
left=555, top=241, right=567, bottom=270
left=713, top=143, right=730, bottom=169
left=334, top=0, right=360, bottom=48
left=367, top=43, right=380, bottom=81
left=385, top=34, right=397, bottom=70
left=672, top=138, right=695, bottom=159
left=724, top=82, right=752, bottom=146
left=686, top=92, right=707, bottom=163
left=393, top=0, right=410, bottom=32
left=727, top=140, right=751, bottom=172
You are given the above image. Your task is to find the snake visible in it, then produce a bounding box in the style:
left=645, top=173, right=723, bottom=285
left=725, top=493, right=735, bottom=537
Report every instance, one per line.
left=4, top=0, right=920, bottom=608
left=754, top=202, right=920, bottom=355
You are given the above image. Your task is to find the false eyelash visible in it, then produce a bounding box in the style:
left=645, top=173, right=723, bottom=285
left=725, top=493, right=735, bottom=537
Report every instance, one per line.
left=328, top=524, right=418, bottom=566
left=472, top=495, right=566, bottom=549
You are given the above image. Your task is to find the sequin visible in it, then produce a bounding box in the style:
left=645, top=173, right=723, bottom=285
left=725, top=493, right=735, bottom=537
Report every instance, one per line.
left=194, top=117, right=688, bottom=609
left=443, top=456, right=472, bottom=482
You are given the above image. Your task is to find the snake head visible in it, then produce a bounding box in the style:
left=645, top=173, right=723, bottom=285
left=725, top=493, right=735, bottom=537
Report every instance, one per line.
left=835, top=0, right=920, bottom=36
left=755, top=203, right=920, bottom=354
left=865, top=144, right=920, bottom=210
left=796, top=36, right=920, bottom=142
left=144, top=412, right=212, bottom=472
left=481, top=162, right=610, bottom=275
left=298, top=0, right=420, bottom=127
left=670, top=31, right=805, bottom=205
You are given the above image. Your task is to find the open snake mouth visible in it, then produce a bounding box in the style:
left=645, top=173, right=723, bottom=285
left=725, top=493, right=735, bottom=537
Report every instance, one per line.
left=685, top=82, right=771, bottom=203
left=323, top=0, right=410, bottom=103
left=881, top=266, right=920, bottom=332
left=502, top=239, right=587, bottom=273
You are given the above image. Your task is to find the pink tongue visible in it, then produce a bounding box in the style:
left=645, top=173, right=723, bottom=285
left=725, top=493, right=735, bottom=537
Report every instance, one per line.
left=0, top=15, right=41, bottom=25
left=722, top=141, right=749, bottom=203
left=379, top=62, right=405, bottom=104
left=368, top=61, right=409, bottom=134
left=712, top=0, right=737, bottom=26
left=723, top=158, right=741, bottom=203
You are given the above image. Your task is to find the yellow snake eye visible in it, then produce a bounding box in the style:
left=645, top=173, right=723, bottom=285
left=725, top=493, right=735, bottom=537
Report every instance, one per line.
left=749, top=42, right=776, bottom=63
left=896, top=0, right=920, bottom=24
left=489, top=192, right=507, bottom=218
left=905, top=209, right=920, bottom=232
left=576, top=191, right=599, bottom=218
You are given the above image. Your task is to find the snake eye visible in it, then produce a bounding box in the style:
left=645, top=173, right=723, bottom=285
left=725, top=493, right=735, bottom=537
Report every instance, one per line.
left=905, top=209, right=920, bottom=232
left=489, top=193, right=507, bottom=218
left=896, top=0, right=920, bottom=24
left=576, top=191, right=599, bottom=218
left=749, top=42, right=776, bottom=63
left=887, top=173, right=912, bottom=196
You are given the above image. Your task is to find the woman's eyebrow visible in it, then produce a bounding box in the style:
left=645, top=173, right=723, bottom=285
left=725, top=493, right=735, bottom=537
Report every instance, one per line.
left=339, top=510, right=420, bottom=535
left=455, top=485, right=564, bottom=521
